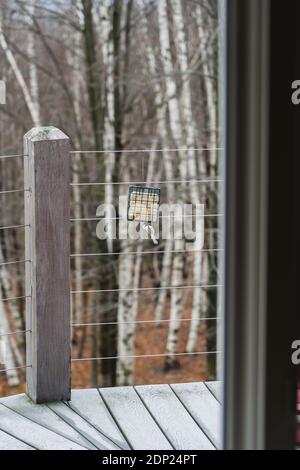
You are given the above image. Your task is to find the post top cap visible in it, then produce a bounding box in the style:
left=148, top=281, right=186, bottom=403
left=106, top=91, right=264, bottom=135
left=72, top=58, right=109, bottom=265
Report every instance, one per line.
left=24, top=126, right=69, bottom=142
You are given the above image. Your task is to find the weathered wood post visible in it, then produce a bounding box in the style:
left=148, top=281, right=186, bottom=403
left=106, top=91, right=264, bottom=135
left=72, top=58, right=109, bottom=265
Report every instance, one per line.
left=24, top=127, right=71, bottom=403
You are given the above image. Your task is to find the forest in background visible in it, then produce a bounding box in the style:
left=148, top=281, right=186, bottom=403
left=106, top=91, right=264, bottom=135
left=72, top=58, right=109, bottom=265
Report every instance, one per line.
left=0, top=0, right=220, bottom=395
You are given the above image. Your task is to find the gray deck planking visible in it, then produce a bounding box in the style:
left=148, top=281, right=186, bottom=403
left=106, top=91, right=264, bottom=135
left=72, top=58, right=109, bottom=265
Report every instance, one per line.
left=100, top=386, right=172, bottom=450
left=66, top=388, right=130, bottom=450
left=135, top=384, right=215, bottom=450
left=1, top=394, right=96, bottom=449
left=0, top=382, right=221, bottom=450
left=171, top=382, right=222, bottom=449
left=205, top=381, right=222, bottom=403
left=0, top=403, right=85, bottom=450
left=0, top=429, right=35, bottom=450
left=47, top=401, right=121, bottom=450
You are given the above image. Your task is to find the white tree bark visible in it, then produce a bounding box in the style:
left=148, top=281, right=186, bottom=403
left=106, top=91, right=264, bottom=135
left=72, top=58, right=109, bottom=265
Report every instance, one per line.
left=171, top=0, right=207, bottom=353
left=139, top=0, right=174, bottom=325
left=157, top=0, right=186, bottom=180
left=27, top=0, right=41, bottom=126
left=187, top=251, right=208, bottom=352
left=116, top=140, right=157, bottom=385
left=158, top=0, right=188, bottom=366
left=116, top=156, right=136, bottom=385
left=187, top=5, right=219, bottom=358
left=196, top=5, right=218, bottom=171
left=100, top=2, right=116, bottom=253
left=65, top=3, right=83, bottom=324
left=0, top=9, right=40, bottom=126
left=0, top=242, right=20, bottom=386
left=0, top=241, right=23, bottom=336
left=116, top=238, right=135, bottom=385
left=0, top=302, right=19, bottom=386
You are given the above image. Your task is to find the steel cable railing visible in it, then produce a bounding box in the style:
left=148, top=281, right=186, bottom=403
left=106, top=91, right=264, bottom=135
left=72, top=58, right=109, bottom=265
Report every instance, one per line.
left=0, top=154, right=27, bottom=160
left=0, top=329, right=30, bottom=338
left=70, top=248, right=222, bottom=258
left=70, top=146, right=224, bottom=155
left=69, top=146, right=222, bottom=372
left=71, top=283, right=222, bottom=295
left=0, top=259, right=30, bottom=267
left=0, top=147, right=222, bottom=385
left=70, top=178, right=222, bottom=187
left=0, top=153, right=32, bottom=379
left=72, top=316, right=221, bottom=328
left=0, top=365, right=31, bottom=374
left=72, top=351, right=222, bottom=363
left=70, top=213, right=223, bottom=222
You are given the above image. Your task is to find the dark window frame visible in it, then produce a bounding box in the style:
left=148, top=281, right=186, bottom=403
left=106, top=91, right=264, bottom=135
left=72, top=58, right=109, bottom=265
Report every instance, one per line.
left=222, top=0, right=300, bottom=449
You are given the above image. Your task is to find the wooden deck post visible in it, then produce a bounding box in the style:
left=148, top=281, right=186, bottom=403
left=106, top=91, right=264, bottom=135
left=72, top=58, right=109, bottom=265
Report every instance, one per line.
left=24, top=127, right=71, bottom=403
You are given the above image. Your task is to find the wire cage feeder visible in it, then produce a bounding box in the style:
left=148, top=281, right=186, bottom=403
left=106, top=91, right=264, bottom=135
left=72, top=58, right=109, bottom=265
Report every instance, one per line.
left=127, top=186, right=160, bottom=244
left=127, top=186, right=160, bottom=223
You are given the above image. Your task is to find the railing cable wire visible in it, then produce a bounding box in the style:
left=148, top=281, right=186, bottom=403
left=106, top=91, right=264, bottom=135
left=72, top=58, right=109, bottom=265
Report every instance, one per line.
left=0, top=329, right=30, bottom=338
left=71, top=284, right=221, bottom=295
left=0, top=259, right=30, bottom=267
left=72, top=316, right=221, bottom=328
left=0, top=189, right=30, bottom=195
left=70, top=147, right=224, bottom=155
left=70, top=178, right=221, bottom=187
left=70, top=213, right=223, bottom=222
left=70, top=248, right=222, bottom=258
left=0, top=154, right=27, bottom=160
left=0, top=295, right=31, bottom=302
left=0, top=224, right=30, bottom=231
left=0, top=365, right=31, bottom=374
left=72, top=351, right=222, bottom=362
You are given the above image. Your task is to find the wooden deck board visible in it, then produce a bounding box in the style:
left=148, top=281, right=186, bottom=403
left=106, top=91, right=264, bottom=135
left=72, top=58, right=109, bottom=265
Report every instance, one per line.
left=171, top=382, right=221, bottom=449
left=100, top=386, right=172, bottom=450
left=1, top=394, right=96, bottom=449
left=48, top=401, right=120, bottom=450
left=66, top=388, right=130, bottom=450
left=205, top=381, right=222, bottom=403
left=0, top=403, right=86, bottom=450
left=135, top=384, right=215, bottom=450
left=0, top=382, right=221, bottom=450
left=0, top=429, right=35, bottom=450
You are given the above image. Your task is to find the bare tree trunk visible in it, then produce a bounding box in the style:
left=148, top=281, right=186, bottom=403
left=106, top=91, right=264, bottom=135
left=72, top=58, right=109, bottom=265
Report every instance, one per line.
left=27, top=0, right=40, bottom=125
left=0, top=301, right=19, bottom=386
left=170, top=0, right=207, bottom=355
left=0, top=239, right=20, bottom=386
left=196, top=4, right=219, bottom=378
left=139, top=0, right=175, bottom=326
left=116, top=237, right=135, bottom=385
left=116, top=155, right=135, bottom=385
left=0, top=236, right=23, bottom=337
left=95, top=0, right=124, bottom=387
left=0, top=8, right=40, bottom=125
left=81, top=0, right=103, bottom=150
left=158, top=0, right=187, bottom=369
left=187, top=252, right=208, bottom=352
left=100, top=2, right=115, bottom=254
left=68, top=4, right=83, bottom=325
left=117, top=139, right=156, bottom=384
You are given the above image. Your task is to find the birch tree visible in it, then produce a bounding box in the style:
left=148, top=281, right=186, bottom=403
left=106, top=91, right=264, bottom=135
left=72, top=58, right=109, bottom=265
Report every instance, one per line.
left=99, top=1, right=116, bottom=254
left=189, top=3, right=219, bottom=376
left=117, top=144, right=157, bottom=385
left=0, top=238, right=21, bottom=386
left=68, top=1, right=84, bottom=324
left=138, top=0, right=174, bottom=325
left=157, top=0, right=187, bottom=368
left=26, top=0, right=41, bottom=126
left=0, top=8, right=40, bottom=125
